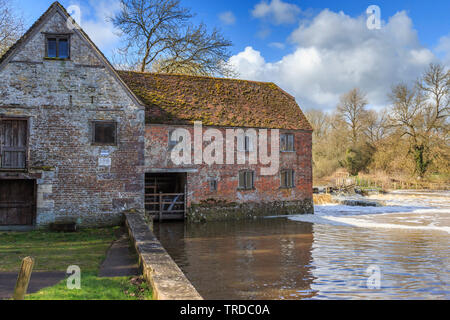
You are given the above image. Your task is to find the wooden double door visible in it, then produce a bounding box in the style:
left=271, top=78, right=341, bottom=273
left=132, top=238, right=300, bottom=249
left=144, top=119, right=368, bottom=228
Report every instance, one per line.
left=0, top=180, right=36, bottom=226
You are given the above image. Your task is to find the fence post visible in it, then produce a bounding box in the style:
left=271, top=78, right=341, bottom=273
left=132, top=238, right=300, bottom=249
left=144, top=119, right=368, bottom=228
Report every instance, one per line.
left=159, top=192, right=163, bottom=222
left=184, top=184, right=187, bottom=219
left=13, top=257, right=34, bottom=300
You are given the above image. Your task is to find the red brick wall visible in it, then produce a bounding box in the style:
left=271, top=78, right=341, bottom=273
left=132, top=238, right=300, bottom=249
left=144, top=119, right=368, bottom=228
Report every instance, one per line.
left=145, top=124, right=313, bottom=208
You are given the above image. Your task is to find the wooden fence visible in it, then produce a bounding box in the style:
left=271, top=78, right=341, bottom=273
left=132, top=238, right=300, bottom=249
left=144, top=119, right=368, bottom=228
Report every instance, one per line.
left=145, top=192, right=186, bottom=221
left=353, top=177, right=449, bottom=191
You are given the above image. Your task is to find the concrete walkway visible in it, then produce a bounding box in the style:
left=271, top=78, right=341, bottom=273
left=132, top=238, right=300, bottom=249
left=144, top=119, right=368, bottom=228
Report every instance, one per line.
left=98, top=231, right=140, bottom=278
left=0, top=271, right=66, bottom=300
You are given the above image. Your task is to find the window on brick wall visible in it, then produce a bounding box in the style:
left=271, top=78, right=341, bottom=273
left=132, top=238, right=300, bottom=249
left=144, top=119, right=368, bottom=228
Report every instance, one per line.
left=238, top=170, right=255, bottom=190
left=92, top=121, right=117, bottom=145
left=45, top=35, right=70, bottom=59
left=281, top=169, right=295, bottom=188
left=209, top=179, right=218, bottom=192
left=280, top=134, right=295, bottom=152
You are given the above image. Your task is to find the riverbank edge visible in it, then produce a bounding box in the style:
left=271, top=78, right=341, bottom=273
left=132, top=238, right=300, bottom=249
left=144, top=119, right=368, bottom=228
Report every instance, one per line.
left=124, top=211, right=203, bottom=300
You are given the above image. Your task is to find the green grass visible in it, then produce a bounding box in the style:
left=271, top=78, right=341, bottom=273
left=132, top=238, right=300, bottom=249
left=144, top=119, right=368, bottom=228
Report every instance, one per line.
left=0, top=228, right=119, bottom=272
left=26, top=273, right=152, bottom=300
left=0, top=227, right=153, bottom=300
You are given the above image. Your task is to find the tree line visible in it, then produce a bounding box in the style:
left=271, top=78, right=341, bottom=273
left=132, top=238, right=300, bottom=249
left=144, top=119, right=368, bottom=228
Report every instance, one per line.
left=306, top=64, right=449, bottom=181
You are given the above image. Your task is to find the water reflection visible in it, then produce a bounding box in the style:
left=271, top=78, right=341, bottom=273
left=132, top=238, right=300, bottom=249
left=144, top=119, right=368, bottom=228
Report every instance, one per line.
left=155, top=218, right=450, bottom=300
left=154, top=219, right=316, bottom=300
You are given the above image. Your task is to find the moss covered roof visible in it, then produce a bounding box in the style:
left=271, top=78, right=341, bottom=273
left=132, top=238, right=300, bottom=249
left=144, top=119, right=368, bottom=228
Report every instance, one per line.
left=118, top=71, right=312, bottom=131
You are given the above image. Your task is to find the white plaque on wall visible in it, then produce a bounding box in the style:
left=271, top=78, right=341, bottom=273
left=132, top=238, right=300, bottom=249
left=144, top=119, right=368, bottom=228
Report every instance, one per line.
left=98, top=157, right=112, bottom=167
left=100, top=150, right=110, bottom=157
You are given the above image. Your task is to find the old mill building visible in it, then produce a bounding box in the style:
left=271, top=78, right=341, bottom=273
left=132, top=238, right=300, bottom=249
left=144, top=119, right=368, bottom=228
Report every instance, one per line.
left=0, top=2, right=313, bottom=229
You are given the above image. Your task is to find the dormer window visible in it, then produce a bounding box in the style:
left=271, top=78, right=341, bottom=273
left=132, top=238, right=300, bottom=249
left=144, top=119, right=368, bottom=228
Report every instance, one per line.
left=45, top=34, right=70, bottom=59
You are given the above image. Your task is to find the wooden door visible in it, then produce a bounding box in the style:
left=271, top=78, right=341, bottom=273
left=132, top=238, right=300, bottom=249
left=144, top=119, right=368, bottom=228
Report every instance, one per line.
left=0, top=180, right=35, bottom=226
left=0, top=120, right=28, bottom=169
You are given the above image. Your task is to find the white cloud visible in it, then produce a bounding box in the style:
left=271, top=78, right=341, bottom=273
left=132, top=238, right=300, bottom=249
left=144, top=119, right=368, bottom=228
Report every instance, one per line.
left=219, top=11, right=236, bottom=25
left=72, top=0, right=122, bottom=50
left=269, top=42, right=286, bottom=49
left=437, top=34, right=450, bottom=66
left=252, top=0, right=301, bottom=25
left=230, top=10, right=439, bottom=111
left=229, top=47, right=268, bottom=79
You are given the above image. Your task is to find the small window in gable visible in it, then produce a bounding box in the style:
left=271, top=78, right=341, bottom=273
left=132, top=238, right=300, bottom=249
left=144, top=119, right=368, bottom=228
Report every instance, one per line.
left=92, top=121, right=117, bottom=145
left=47, top=38, right=57, bottom=57
left=46, top=35, right=70, bottom=59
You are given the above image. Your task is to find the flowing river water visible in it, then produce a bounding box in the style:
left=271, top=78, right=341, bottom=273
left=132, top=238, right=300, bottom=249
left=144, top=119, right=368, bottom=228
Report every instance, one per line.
left=154, top=191, right=450, bottom=300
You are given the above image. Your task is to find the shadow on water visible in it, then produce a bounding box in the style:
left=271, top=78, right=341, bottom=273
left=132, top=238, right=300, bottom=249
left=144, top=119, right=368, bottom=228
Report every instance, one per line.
left=154, top=219, right=317, bottom=300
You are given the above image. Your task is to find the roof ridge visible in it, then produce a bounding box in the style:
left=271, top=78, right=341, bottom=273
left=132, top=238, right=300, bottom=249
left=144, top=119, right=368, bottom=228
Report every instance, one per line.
left=117, top=70, right=300, bottom=106
left=117, top=69, right=280, bottom=87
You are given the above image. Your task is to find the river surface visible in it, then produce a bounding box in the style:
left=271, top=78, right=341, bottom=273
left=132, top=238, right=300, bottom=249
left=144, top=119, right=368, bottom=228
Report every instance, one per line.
left=154, top=191, right=450, bottom=300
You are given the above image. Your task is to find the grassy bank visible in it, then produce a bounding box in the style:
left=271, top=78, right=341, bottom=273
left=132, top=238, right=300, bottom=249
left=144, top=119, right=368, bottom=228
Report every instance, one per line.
left=0, top=228, right=152, bottom=300
left=27, top=273, right=151, bottom=300
left=0, top=228, right=118, bottom=272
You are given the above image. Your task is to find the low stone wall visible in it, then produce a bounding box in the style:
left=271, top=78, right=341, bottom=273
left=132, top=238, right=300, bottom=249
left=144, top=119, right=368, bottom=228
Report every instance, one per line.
left=124, top=211, right=203, bottom=300
left=188, top=199, right=314, bottom=223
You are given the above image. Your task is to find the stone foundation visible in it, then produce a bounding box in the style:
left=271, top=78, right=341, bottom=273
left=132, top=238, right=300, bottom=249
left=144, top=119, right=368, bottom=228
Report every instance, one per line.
left=188, top=199, right=314, bottom=223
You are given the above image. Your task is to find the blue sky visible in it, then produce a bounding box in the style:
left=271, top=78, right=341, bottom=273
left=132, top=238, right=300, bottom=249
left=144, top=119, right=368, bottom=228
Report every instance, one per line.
left=16, top=0, right=450, bottom=110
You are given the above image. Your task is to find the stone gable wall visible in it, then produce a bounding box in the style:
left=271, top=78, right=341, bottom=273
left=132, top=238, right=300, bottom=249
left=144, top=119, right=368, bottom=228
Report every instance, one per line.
left=0, top=10, right=145, bottom=227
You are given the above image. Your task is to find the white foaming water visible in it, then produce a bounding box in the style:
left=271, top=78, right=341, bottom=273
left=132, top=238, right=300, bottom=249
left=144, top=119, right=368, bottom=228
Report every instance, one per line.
left=289, top=191, right=450, bottom=234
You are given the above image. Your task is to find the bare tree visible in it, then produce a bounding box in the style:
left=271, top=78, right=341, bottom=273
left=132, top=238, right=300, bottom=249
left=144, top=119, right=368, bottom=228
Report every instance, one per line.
left=364, top=109, right=388, bottom=145
left=0, top=0, right=24, bottom=57
left=111, top=0, right=233, bottom=76
left=417, top=64, right=450, bottom=132
left=388, top=64, right=450, bottom=178
left=305, top=109, right=331, bottom=141
left=336, top=88, right=369, bottom=145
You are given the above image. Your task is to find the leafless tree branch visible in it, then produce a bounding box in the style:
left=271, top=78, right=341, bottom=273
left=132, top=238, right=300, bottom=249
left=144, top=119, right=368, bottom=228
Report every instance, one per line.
left=0, top=0, right=24, bottom=57
left=111, top=0, right=234, bottom=76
